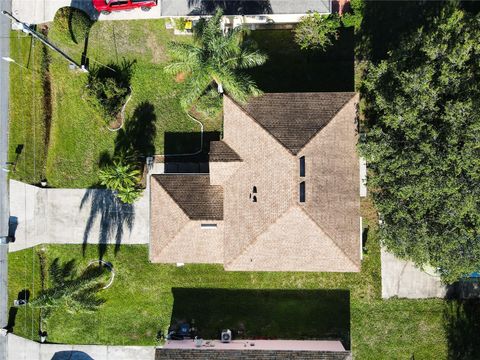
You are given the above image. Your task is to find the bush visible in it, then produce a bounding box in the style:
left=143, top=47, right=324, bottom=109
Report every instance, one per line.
left=174, top=17, right=187, bottom=31
left=87, top=61, right=134, bottom=124
left=341, top=0, right=364, bottom=30
left=53, top=7, right=92, bottom=44
left=294, top=12, right=341, bottom=51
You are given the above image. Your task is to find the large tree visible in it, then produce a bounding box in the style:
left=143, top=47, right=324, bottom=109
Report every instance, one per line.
left=360, top=7, right=480, bottom=283
left=164, top=8, right=267, bottom=109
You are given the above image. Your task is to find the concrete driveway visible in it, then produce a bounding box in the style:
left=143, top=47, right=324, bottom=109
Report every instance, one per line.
left=381, top=247, right=447, bottom=299
left=9, top=180, right=149, bottom=252
left=11, top=0, right=163, bottom=24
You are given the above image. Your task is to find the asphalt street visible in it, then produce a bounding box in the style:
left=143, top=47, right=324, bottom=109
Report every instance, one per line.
left=0, top=0, right=11, bottom=359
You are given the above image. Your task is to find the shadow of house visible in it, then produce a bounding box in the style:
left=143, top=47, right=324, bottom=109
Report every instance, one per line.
left=187, top=0, right=272, bottom=15
left=246, top=28, right=354, bottom=93
left=80, top=189, right=135, bottom=260
left=170, top=288, right=351, bottom=349
left=444, top=300, right=480, bottom=360
left=51, top=351, right=94, bottom=360
left=163, top=131, right=220, bottom=173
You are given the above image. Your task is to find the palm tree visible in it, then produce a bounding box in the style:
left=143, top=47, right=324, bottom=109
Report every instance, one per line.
left=99, top=156, right=142, bottom=204
left=165, top=8, right=268, bottom=109
left=29, top=258, right=106, bottom=323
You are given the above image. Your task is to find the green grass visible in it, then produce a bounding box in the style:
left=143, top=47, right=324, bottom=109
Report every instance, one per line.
left=44, top=19, right=206, bottom=187
left=8, top=33, right=47, bottom=184
left=7, top=201, right=451, bottom=358
left=247, top=28, right=354, bottom=93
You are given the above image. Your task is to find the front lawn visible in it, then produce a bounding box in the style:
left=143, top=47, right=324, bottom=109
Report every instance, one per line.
left=9, top=20, right=355, bottom=188
left=8, top=200, right=450, bottom=358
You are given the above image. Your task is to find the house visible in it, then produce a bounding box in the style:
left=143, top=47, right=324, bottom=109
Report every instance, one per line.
left=161, top=0, right=332, bottom=27
left=150, top=92, right=361, bottom=272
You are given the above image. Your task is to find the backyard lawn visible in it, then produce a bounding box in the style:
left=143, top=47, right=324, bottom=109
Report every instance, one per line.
left=7, top=200, right=454, bottom=359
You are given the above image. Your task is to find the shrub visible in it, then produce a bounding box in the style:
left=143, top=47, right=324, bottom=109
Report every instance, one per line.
left=341, top=0, right=364, bottom=30
left=294, top=12, right=341, bottom=51
left=174, top=17, right=187, bottom=31
left=87, top=62, right=133, bottom=123
left=53, top=7, right=93, bottom=44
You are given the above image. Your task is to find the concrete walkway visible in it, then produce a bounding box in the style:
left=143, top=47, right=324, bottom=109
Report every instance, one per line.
left=8, top=334, right=155, bottom=360
left=381, top=247, right=447, bottom=299
left=9, top=180, right=149, bottom=252
left=12, top=0, right=164, bottom=24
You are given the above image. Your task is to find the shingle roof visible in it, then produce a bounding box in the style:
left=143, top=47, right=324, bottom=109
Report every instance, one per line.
left=161, top=0, right=331, bottom=16
left=153, top=175, right=223, bottom=220
left=150, top=93, right=360, bottom=273
left=209, top=141, right=242, bottom=162
left=238, top=93, right=356, bottom=155
left=156, top=349, right=352, bottom=360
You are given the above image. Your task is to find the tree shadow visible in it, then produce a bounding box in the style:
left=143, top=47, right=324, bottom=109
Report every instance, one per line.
left=247, top=28, right=354, bottom=92
left=115, top=102, right=157, bottom=158
left=356, top=1, right=447, bottom=61
left=187, top=0, right=272, bottom=15
left=444, top=300, right=480, bottom=360
left=70, top=0, right=100, bottom=21
left=80, top=188, right=135, bottom=260
left=170, top=288, right=351, bottom=349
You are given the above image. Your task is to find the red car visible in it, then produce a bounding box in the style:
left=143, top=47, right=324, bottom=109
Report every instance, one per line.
left=93, top=0, right=158, bottom=15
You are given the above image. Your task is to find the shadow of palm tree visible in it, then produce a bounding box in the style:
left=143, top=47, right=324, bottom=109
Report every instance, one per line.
left=115, top=102, right=157, bottom=158
left=80, top=188, right=135, bottom=260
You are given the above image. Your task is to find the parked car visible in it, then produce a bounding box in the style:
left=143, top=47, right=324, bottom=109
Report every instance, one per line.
left=93, top=0, right=158, bottom=15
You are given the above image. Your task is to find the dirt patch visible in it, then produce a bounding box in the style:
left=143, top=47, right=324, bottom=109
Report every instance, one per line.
left=147, top=32, right=167, bottom=64
left=175, top=72, right=186, bottom=83
left=108, top=112, right=123, bottom=130
left=39, top=25, right=53, bottom=150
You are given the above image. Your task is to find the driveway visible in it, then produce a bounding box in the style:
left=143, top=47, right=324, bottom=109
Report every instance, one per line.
left=381, top=247, right=447, bottom=299
left=9, top=180, right=149, bottom=252
left=11, top=0, right=163, bottom=24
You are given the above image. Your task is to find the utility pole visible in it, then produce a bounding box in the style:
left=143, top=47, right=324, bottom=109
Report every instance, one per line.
left=1, top=10, right=87, bottom=72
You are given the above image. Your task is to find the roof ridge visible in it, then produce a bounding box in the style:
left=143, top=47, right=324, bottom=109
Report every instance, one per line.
left=153, top=175, right=195, bottom=219
left=225, top=204, right=359, bottom=269
left=225, top=95, right=294, bottom=156
left=297, top=206, right=359, bottom=268
left=295, top=93, right=357, bottom=154
left=224, top=204, right=296, bottom=266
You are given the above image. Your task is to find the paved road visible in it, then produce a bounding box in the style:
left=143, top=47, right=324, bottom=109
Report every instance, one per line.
left=0, top=0, right=11, bottom=358
left=8, top=333, right=155, bottom=360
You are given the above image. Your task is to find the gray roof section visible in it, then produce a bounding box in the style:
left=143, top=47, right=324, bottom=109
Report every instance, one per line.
left=154, top=174, right=224, bottom=220
left=161, top=0, right=331, bottom=16
left=238, top=92, right=356, bottom=155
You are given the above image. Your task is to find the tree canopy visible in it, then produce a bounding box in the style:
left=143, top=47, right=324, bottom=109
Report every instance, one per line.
left=360, top=7, right=480, bottom=283
left=164, top=8, right=267, bottom=109
left=294, top=12, right=341, bottom=51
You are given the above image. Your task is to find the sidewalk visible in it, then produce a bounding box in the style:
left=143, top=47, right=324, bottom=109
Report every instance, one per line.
left=11, top=0, right=163, bottom=24
left=381, top=247, right=447, bottom=299
left=9, top=180, right=149, bottom=252
left=8, top=334, right=155, bottom=360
